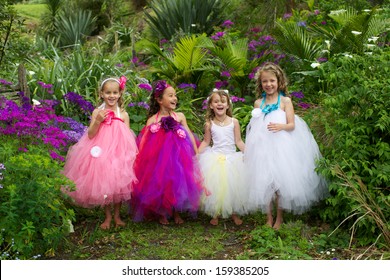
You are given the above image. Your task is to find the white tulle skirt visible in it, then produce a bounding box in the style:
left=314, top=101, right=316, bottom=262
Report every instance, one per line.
left=199, top=148, right=247, bottom=218
left=245, top=108, right=328, bottom=214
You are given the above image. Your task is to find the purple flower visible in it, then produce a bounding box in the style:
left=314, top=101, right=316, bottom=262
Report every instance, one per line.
left=297, top=102, right=311, bottom=109
left=215, top=80, right=229, bottom=89
left=291, top=91, right=304, bottom=99
left=0, top=79, right=12, bottom=85
left=297, top=21, right=307, bottom=27
left=321, top=21, right=327, bottom=25
left=138, top=83, right=153, bottom=91
left=178, top=83, right=196, bottom=93
left=154, top=80, right=170, bottom=97
left=231, top=96, right=245, bottom=103
left=49, top=151, right=65, bottom=162
left=283, top=13, right=292, bottom=19
left=221, top=71, right=231, bottom=78
left=317, top=57, right=328, bottom=62
left=160, top=116, right=178, bottom=132
left=222, top=20, right=234, bottom=28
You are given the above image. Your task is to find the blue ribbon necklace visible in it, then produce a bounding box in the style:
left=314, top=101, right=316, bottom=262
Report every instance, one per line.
left=260, top=92, right=284, bottom=117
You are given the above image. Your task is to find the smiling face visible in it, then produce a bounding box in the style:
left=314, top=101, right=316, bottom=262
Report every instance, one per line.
left=260, top=70, right=279, bottom=96
left=100, top=80, right=121, bottom=109
left=158, top=86, right=177, bottom=111
left=209, top=92, right=229, bottom=118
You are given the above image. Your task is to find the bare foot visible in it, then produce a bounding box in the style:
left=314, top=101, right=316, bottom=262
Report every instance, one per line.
left=174, top=213, right=184, bottom=224
left=232, top=214, right=242, bottom=226
left=210, top=218, right=218, bottom=226
left=100, top=218, right=112, bottom=230
left=159, top=216, right=169, bottom=225
left=114, top=217, right=126, bottom=228
left=273, top=219, right=283, bottom=230
left=266, top=217, right=273, bottom=227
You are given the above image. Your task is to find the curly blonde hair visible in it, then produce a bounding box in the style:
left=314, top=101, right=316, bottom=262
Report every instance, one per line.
left=255, top=62, right=290, bottom=97
left=204, top=89, right=233, bottom=122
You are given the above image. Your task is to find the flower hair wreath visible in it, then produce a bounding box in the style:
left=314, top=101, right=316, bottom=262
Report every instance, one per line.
left=207, top=88, right=231, bottom=103
left=100, top=76, right=127, bottom=91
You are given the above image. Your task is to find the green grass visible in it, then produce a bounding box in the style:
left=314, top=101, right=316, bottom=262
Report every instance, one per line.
left=53, top=207, right=389, bottom=260
left=13, top=3, right=47, bottom=20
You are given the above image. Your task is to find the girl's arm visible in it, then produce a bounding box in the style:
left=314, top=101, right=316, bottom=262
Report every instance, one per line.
left=267, top=97, right=295, bottom=132
left=198, top=121, right=212, bottom=153
left=88, top=108, right=105, bottom=139
left=177, top=112, right=198, bottom=154
left=122, top=110, right=130, bottom=128
left=254, top=98, right=261, bottom=109
left=233, top=118, right=245, bottom=152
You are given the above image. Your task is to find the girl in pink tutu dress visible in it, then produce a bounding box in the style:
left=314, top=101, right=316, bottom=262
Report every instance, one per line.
left=131, top=80, right=205, bottom=225
left=63, top=77, right=138, bottom=229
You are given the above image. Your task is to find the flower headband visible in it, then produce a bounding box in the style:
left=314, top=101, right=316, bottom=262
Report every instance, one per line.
left=206, top=88, right=230, bottom=102
left=100, top=76, right=127, bottom=91
left=154, top=80, right=172, bottom=98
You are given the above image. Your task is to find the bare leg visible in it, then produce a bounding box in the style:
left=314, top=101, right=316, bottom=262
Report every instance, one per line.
left=173, top=211, right=184, bottom=224
left=100, top=205, right=112, bottom=230
left=273, top=196, right=283, bottom=230
left=114, top=202, right=126, bottom=227
left=266, top=201, right=273, bottom=227
left=231, top=214, right=242, bottom=225
left=210, top=216, right=219, bottom=226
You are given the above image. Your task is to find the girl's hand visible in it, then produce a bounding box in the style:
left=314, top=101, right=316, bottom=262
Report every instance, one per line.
left=267, top=122, right=284, bottom=132
left=95, top=109, right=107, bottom=123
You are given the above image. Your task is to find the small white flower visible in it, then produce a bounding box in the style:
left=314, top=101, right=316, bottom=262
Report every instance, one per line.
left=67, top=219, right=74, bottom=233
left=351, top=31, right=362, bottom=35
left=365, top=44, right=376, bottom=49
left=325, top=40, right=330, bottom=49
left=326, top=251, right=330, bottom=255
left=311, top=62, right=321, bottom=68
left=365, top=52, right=373, bottom=55
left=191, top=24, right=196, bottom=27
left=363, top=9, right=371, bottom=12
left=28, top=71, right=36, bottom=75
left=90, top=146, right=102, bottom=158
left=331, top=248, right=336, bottom=252
left=344, top=53, right=353, bottom=58
left=32, top=99, right=41, bottom=106
left=368, top=37, right=379, bottom=43
left=103, top=194, right=108, bottom=199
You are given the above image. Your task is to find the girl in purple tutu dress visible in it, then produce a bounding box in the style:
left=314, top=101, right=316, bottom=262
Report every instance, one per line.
left=63, top=77, right=138, bottom=230
left=131, top=80, right=205, bottom=225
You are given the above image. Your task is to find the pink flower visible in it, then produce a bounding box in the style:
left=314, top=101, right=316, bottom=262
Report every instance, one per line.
left=150, top=122, right=161, bottom=133
left=176, top=128, right=186, bottom=138
left=103, top=110, right=116, bottom=125
left=119, top=76, right=127, bottom=90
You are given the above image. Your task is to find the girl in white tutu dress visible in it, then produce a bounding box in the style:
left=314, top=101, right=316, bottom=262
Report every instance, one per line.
left=245, top=62, right=328, bottom=229
left=198, top=89, right=246, bottom=226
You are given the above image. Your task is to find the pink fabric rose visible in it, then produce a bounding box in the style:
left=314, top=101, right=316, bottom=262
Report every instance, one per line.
left=176, top=128, right=186, bottom=138
left=150, top=122, right=161, bottom=133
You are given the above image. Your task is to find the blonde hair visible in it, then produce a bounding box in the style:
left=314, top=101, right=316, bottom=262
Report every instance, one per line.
left=204, top=89, right=233, bottom=122
left=99, top=78, right=125, bottom=110
left=255, top=62, right=289, bottom=97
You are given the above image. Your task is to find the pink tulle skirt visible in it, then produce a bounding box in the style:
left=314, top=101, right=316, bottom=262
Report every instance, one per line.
left=62, top=118, right=138, bottom=208
left=131, top=124, right=205, bottom=221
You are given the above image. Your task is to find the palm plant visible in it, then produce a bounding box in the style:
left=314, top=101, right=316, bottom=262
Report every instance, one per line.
left=307, top=7, right=387, bottom=56
left=146, top=34, right=215, bottom=86
left=202, top=36, right=271, bottom=96
left=272, top=20, right=323, bottom=63
left=145, top=0, right=227, bottom=40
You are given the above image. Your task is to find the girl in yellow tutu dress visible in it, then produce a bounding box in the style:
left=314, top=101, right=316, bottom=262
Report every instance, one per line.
left=198, top=89, right=246, bottom=226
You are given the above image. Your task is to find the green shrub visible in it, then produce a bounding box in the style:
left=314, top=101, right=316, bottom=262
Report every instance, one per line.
left=308, top=50, right=390, bottom=247
left=0, top=140, right=75, bottom=259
